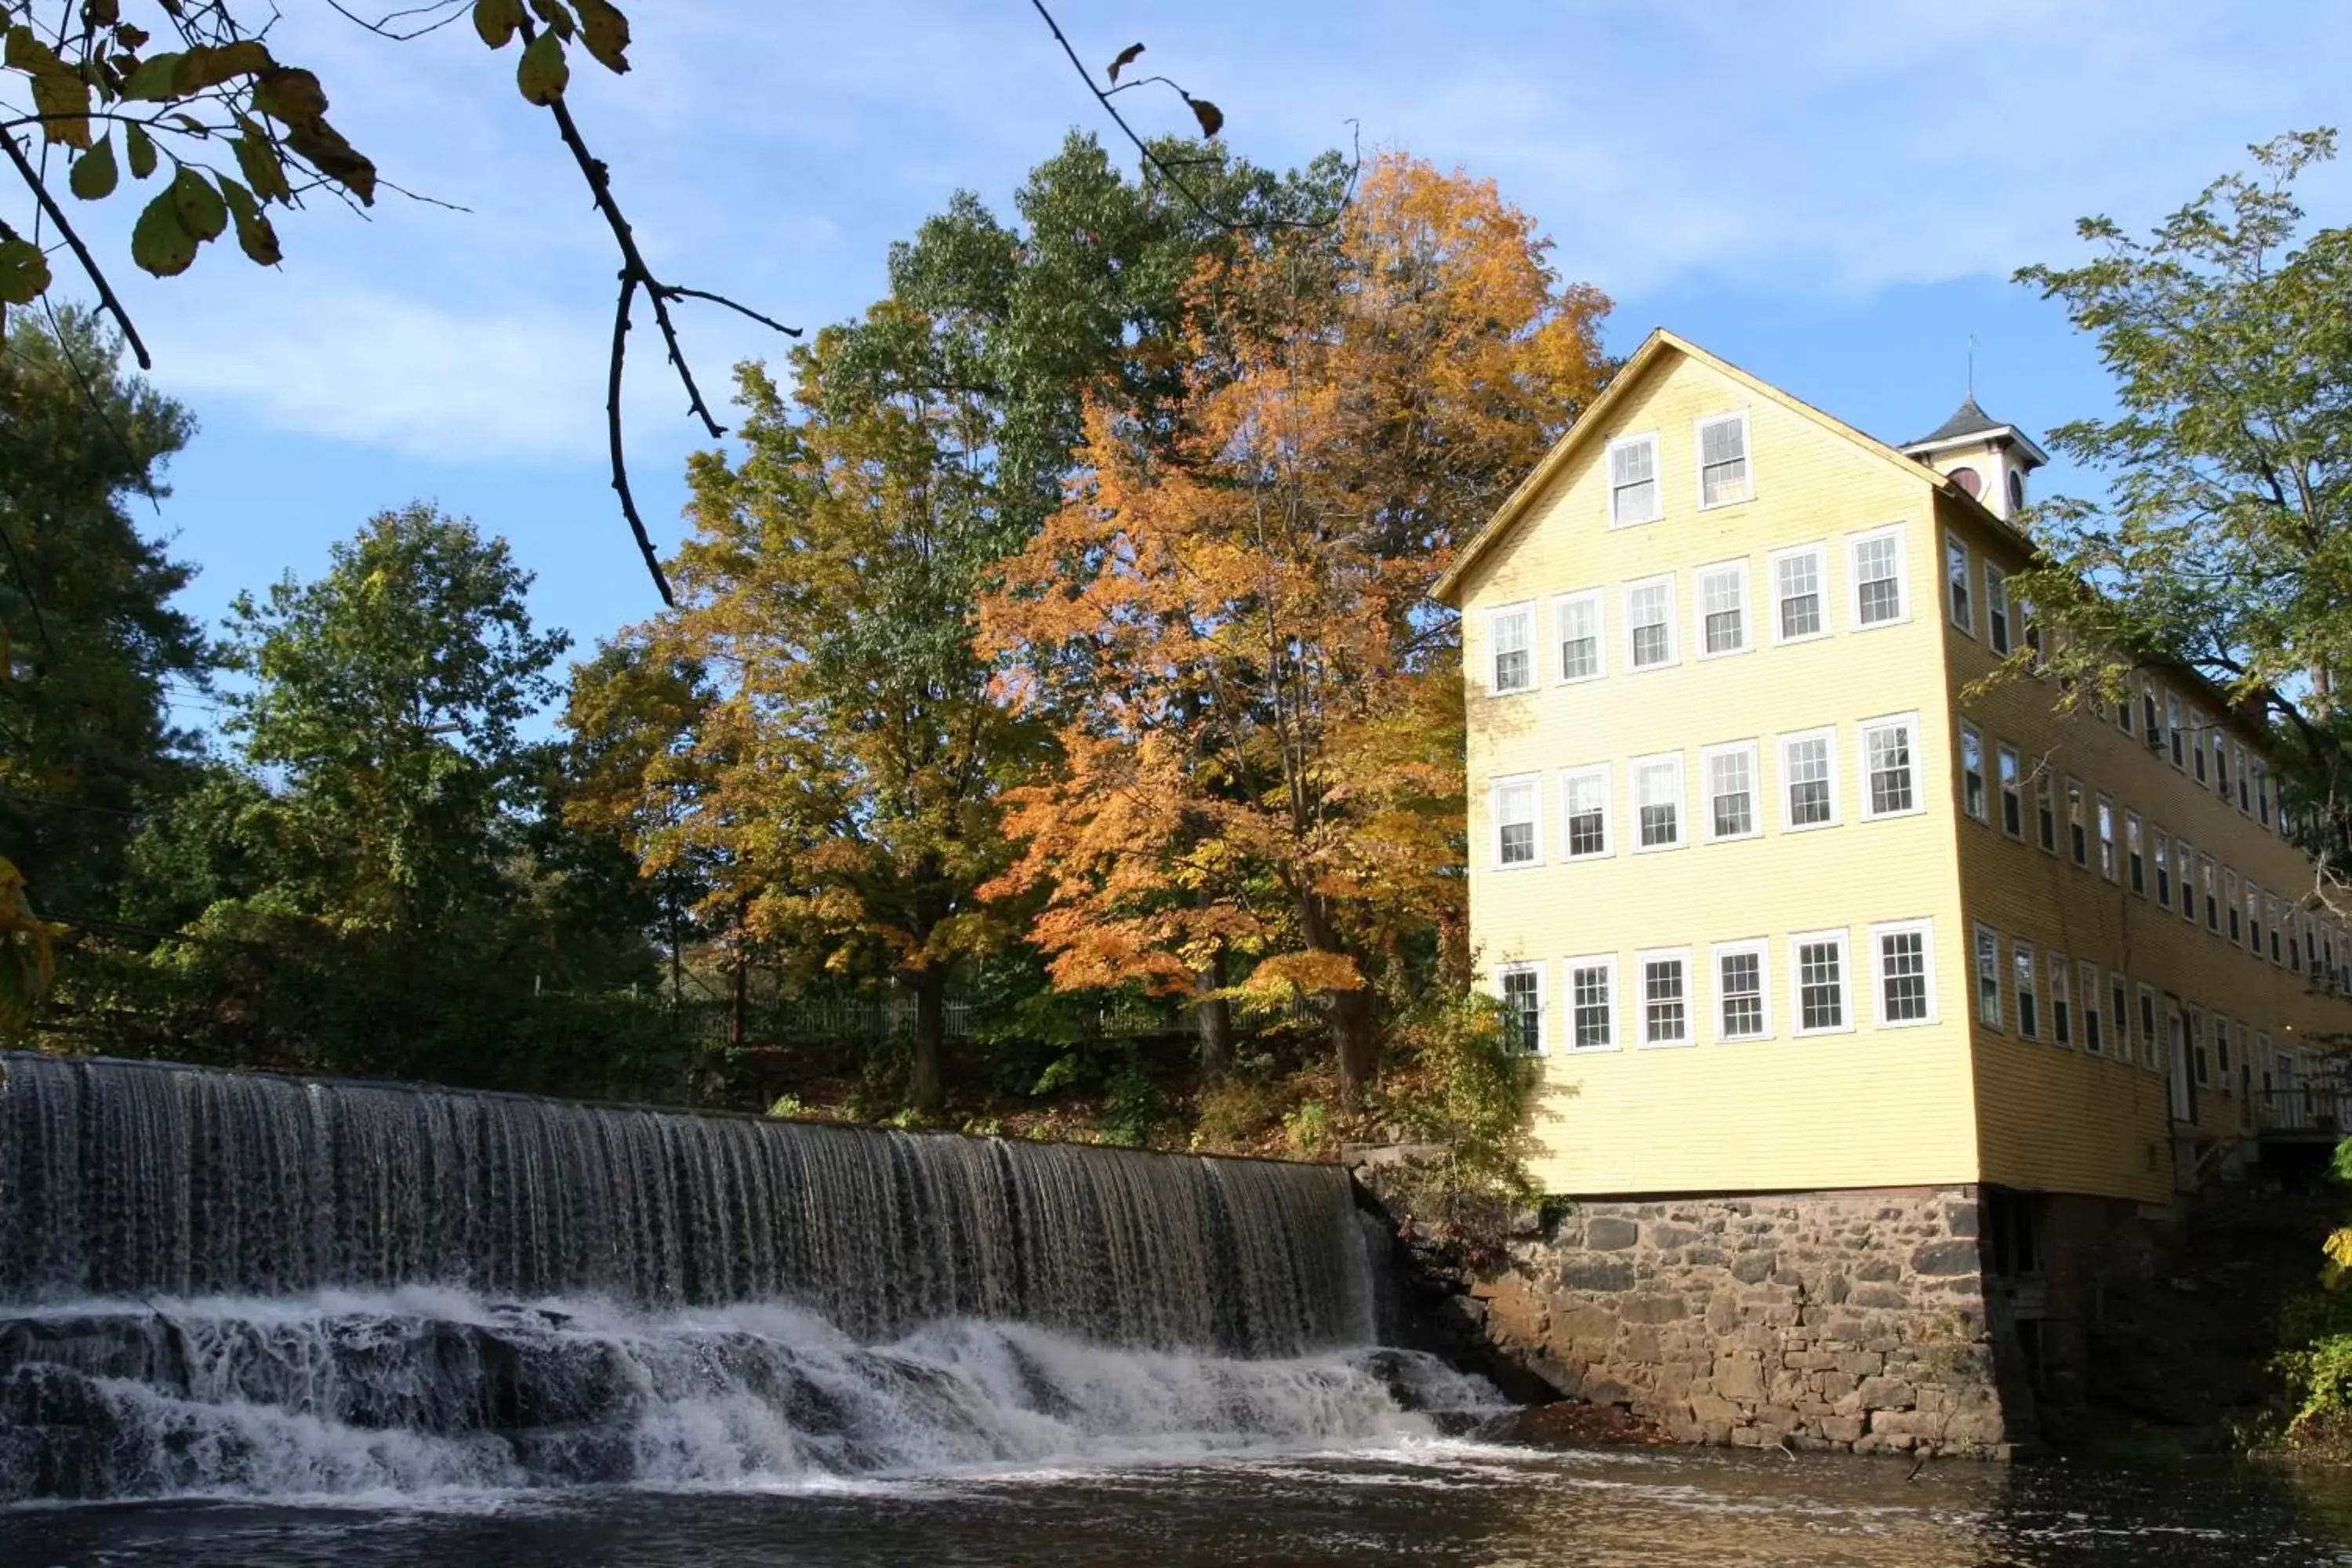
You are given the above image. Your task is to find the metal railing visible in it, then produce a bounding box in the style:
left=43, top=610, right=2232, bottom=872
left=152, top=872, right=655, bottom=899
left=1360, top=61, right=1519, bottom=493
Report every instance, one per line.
left=2255, top=1084, right=2349, bottom=1134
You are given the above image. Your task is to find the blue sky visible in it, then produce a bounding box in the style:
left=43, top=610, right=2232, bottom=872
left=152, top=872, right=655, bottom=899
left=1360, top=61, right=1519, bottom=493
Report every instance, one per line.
left=65, top=0, right=2352, bottom=728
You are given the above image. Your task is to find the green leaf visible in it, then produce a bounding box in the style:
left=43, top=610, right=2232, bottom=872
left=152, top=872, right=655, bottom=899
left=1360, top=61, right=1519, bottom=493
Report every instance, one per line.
left=515, top=31, right=568, bottom=105
left=28, top=64, right=91, bottom=148
left=219, top=175, right=280, bottom=266
left=122, top=50, right=185, bottom=102
left=574, top=0, right=629, bottom=71
left=0, top=234, right=52, bottom=304
left=252, top=67, right=328, bottom=126
left=231, top=131, right=288, bottom=202
left=528, top=0, right=575, bottom=41
left=3, top=26, right=61, bottom=74
left=125, top=122, right=158, bottom=179
left=283, top=119, right=376, bottom=204
left=170, top=165, right=227, bottom=242
left=130, top=187, right=198, bottom=277
left=174, top=40, right=274, bottom=93
left=68, top=134, right=118, bottom=200
left=472, top=0, right=524, bottom=49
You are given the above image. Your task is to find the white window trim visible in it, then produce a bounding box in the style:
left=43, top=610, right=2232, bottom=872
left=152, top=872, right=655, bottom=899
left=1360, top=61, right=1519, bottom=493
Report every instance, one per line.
left=2096, top=793, right=2118, bottom=883
left=1711, top=938, right=1773, bottom=1043
left=2078, top=959, right=2105, bottom=1055
left=1996, top=742, right=2025, bottom=840
left=1973, top=922, right=2004, bottom=1034
left=1700, top=739, right=1763, bottom=844
left=2013, top=942, right=2040, bottom=1040
left=1490, top=772, right=1542, bottom=871
left=1869, top=917, right=1939, bottom=1029
left=1486, top=601, right=1537, bottom=696
left=1496, top=960, right=1546, bottom=1057
left=1778, top=726, right=1842, bottom=832
left=1985, top=564, right=2011, bottom=655
left=1789, top=926, right=1855, bottom=1037
left=1606, top=430, right=1664, bottom=528
left=1769, top=542, right=1832, bottom=647
left=1846, top=524, right=1911, bottom=630
left=1552, top=589, right=1606, bottom=685
left=1858, top=710, right=1926, bottom=822
left=1630, top=750, right=1688, bottom=853
left=1693, top=557, right=1752, bottom=659
left=1635, top=946, right=1698, bottom=1050
left=2046, top=949, right=2073, bottom=1048
left=1563, top=953, right=1621, bottom=1054
left=1557, top=762, right=1613, bottom=861
left=1693, top=409, right=1755, bottom=510
left=2136, top=982, right=2159, bottom=1072
left=1624, top=572, right=1679, bottom=672
left=1944, top=530, right=1974, bottom=637
left=2110, top=968, right=2133, bottom=1062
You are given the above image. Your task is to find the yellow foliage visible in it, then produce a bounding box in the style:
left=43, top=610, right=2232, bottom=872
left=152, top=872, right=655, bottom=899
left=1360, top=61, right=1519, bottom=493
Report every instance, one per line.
left=0, top=856, right=58, bottom=1033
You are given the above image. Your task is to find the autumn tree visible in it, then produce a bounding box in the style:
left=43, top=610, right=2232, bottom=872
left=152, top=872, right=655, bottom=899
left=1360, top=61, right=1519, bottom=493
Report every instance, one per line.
left=592, top=321, right=1049, bottom=1115
left=2010, top=129, right=2352, bottom=878
left=981, top=154, right=1611, bottom=1110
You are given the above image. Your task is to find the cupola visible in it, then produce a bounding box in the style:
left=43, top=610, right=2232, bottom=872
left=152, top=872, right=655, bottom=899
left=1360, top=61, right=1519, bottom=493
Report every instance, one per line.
left=1899, top=396, right=2049, bottom=523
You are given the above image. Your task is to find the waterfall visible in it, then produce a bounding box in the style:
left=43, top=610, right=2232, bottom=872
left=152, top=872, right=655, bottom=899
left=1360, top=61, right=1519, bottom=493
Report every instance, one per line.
left=0, top=1054, right=1497, bottom=1502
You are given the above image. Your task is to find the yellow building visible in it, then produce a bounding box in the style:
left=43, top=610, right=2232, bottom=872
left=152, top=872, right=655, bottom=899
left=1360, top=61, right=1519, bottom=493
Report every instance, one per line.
left=1430, top=330, right=2351, bottom=1446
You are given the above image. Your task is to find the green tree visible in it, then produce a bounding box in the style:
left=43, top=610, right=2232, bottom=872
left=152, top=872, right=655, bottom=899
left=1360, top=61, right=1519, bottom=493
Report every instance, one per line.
left=0, top=306, right=204, bottom=924
left=2011, top=129, right=2352, bottom=857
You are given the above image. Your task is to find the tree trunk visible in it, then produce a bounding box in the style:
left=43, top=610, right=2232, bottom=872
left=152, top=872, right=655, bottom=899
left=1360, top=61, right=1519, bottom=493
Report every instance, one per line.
left=1193, top=946, right=1233, bottom=1083
left=909, top=967, right=947, bottom=1116
left=729, top=900, right=750, bottom=1047
left=1329, top=982, right=1378, bottom=1113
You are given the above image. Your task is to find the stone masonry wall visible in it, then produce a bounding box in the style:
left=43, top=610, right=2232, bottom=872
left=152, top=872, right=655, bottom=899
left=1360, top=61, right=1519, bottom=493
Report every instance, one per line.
left=1430, top=1185, right=2013, bottom=1457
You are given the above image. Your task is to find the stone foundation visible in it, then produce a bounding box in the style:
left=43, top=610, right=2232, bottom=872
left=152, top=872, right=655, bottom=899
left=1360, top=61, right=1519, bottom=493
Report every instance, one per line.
left=1399, top=1184, right=2016, bottom=1457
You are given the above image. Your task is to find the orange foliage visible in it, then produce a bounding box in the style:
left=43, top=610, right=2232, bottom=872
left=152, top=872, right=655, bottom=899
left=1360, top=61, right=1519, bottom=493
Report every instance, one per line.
left=978, top=154, right=1610, bottom=1105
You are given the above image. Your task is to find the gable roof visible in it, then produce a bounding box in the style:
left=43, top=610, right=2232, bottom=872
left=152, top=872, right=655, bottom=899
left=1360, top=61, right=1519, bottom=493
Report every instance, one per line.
left=1431, top=328, right=1969, bottom=608
left=1911, top=394, right=2004, bottom=445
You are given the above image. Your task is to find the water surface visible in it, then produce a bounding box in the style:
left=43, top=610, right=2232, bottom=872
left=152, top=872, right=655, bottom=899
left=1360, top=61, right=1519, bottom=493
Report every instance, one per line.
left=8, top=1443, right=2348, bottom=1567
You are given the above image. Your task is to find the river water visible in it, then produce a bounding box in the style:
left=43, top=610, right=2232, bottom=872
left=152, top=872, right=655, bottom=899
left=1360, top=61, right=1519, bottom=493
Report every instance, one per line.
left=5, top=1441, right=2349, bottom=1566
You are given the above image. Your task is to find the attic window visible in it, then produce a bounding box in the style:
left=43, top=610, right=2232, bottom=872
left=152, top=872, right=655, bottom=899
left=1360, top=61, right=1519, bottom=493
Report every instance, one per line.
left=1950, top=466, right=1983, bottom=499
left=1609, top=434, right=1661, bottom=526
left=1697, top=413, right=1752, bottom=508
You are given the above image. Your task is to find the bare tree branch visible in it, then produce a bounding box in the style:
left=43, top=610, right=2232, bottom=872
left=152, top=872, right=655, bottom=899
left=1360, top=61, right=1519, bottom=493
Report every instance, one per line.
left=1024, top=0, right=1358, bottom=233
left=1, top=131, right=151, bottom=371
left=605, top=270, right=670, bottom=607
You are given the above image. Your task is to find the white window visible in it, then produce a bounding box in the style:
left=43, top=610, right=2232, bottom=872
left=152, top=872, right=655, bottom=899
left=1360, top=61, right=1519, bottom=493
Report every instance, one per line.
left=2165, top=690, right=2184, bottom=768
left=2049, top=952, right=2073, bottom=1047
left=1559, top=764, right=1610, bottom=859
left=1703, top=742, right=1760, bottom=841
left=1639, top=949, right=1694, bottom=1047
left=1633, top=752, right=1685, bottom=850
left=2235, top=744, right=2250, bottom=812
left=1608, top=432, right=1661, bottom=526
left=2096, top=795, right=2117, bottom=881
left=1697, top=560, right=1750, bottom=656
left=1998, top=745, right=2024, bottom=838
left=1945, top=532, right=1973, bottom=633
left=1791, top=929, right=1851, bottom=1034
left=2141, top=677, right=2161, bottom=740
left=2110, top=971, right=2131, bottom=1060
left=1871, top=920, right=1936, bottom=1026
left=2013, top=942, right=2039, bottom=1039
left=2190, top=710, right=2208, bottom=782
left=2248, top=880, right=2263, bottom=954
left=2126, top=811, right=2145, bottom=895
left=1714, top=939, right=1771, bottom=1041
left=1958, top=724, right=1986, bottom=822
left=2154, top=827, right=2172, bottom=905
left=2175, top=837, right=2195, bottom=919
left=1489, top=603, right=1534, bottom=694
left=1493, top=775, right=1540, bottom=868
left=2257, top=761, right=2272, bottom=826
left=1498, top=964, right=1544, bottom=1054
left=1566, top=956, right=1617, bottom=1051
left=2224, top=869, right=2241, bottom=942
left=1973, top=924, right=2002, bottom=1030
left=2079, top=960, right=2105, bottom=1054
left=1625, top=575, right=1677, bottom=670
left=1861, top=714, right=1920, bottom=819
left=2137, top=984, right=2159, bottom=1070
left=1780, top=728, right=1838, bottom=829
left=1772, top=544, right=1828, bottom=643
left=1696, top=412, right=1752, bottom=508
left=1985, top=564, right=2010, bottom=654
left=1849, top=527, right=1908, bottom=627
left=1554, top=591, right=1604, bottom=683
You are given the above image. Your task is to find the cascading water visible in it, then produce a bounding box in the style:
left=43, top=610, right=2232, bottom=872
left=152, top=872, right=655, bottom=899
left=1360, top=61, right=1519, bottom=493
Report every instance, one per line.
left=0, top=1054, right=1497, bottom=1503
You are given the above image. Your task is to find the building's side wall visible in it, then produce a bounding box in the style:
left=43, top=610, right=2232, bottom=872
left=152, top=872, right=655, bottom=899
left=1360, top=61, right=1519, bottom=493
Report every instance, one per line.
left=1456, top=351, right=1979, bottom=1197
left=1457, top=1189, right=2011, bottom=1454
left=1940, top=493, right=2352, bottom=1203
